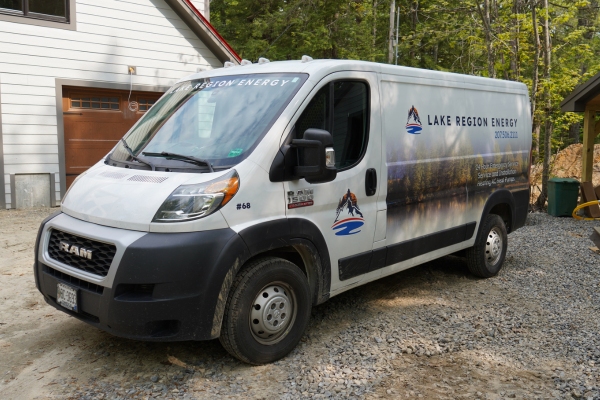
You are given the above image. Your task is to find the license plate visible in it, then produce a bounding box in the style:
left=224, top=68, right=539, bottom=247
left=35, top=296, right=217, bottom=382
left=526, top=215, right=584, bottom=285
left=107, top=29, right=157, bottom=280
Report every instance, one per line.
left=57, top=283, right=78, bottom=312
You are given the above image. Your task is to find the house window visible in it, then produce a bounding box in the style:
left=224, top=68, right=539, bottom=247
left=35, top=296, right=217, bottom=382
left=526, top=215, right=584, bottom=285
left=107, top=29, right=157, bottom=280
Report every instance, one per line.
left=0, top=0, right=69, bottom=23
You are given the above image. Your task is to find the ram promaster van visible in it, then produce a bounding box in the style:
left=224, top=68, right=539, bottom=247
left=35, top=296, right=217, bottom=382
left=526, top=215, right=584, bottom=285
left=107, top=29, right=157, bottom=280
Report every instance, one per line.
left=34, top=59, right=531, bottom=364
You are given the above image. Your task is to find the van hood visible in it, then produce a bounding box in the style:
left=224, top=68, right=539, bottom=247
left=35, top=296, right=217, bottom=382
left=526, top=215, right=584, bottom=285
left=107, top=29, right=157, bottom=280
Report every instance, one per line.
left=61, top=165, right=226, bottom=231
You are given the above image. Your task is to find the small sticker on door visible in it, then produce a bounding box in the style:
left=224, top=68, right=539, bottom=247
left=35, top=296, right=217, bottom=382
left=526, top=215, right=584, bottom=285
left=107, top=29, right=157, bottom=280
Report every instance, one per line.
left=332, top=189, right=364, bottom=236
left=288, top=189, right=314, bottom=209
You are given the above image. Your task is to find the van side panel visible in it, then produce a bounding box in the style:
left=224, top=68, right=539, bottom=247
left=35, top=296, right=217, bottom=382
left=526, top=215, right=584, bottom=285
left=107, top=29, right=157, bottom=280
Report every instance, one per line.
left=381, top=75, right=531, bottom=258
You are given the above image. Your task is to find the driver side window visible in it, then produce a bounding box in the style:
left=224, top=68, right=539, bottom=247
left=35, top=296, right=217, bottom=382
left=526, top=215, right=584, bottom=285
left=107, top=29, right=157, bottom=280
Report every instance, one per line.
left=294, top=81, right=369, bottom=170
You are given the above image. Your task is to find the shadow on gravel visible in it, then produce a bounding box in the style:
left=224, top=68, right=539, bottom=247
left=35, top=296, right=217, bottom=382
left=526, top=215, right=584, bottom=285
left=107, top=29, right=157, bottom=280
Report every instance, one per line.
left=33, top=256, right=478, bottom=389
left=109, top=255, right=476, bottom=365
left=317, top=254, right=473, bottom=307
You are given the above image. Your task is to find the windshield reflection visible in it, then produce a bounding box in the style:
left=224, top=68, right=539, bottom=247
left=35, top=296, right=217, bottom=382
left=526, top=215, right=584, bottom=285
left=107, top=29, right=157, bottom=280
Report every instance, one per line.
left=109, top=73, right=307, bottom=170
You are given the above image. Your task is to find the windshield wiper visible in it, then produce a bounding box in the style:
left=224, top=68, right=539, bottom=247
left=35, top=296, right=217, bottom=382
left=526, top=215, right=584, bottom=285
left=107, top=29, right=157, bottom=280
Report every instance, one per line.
left=120, top=138, right=156, bottom=171
left=142, top=151, right=214, bottom=172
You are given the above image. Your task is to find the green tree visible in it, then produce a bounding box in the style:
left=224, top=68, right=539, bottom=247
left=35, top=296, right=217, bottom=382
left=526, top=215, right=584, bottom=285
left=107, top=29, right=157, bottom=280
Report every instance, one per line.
left=212, top=0, right=600, bottom=203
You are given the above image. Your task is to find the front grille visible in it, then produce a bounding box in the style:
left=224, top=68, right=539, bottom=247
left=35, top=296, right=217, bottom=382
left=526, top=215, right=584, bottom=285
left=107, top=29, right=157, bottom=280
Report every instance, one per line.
left=43, top=265, right=104, bottom=295
left=47, top=229, right=116, bottom=277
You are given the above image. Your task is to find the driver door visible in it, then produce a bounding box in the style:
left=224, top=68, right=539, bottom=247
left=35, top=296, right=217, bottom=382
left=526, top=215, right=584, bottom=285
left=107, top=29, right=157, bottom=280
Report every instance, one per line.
left=284, top=72, right=383, bottom=293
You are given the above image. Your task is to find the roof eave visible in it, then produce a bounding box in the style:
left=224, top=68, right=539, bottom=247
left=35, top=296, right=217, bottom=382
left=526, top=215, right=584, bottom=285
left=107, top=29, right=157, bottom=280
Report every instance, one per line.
left=560, top=69, right=600, bottom=112
left=164, top=0, right=241, bottom=66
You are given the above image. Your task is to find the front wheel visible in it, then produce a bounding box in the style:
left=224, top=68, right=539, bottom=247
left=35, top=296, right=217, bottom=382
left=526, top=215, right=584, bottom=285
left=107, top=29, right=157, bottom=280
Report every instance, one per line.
left=466, top=214, right=508, bottom=278
left=219, top=257, right=311, bottom=364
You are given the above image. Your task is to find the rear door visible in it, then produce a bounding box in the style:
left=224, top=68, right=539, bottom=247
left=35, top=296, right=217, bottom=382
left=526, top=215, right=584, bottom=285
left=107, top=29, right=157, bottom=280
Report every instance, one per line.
left=284, top=72, right=384, bottom=293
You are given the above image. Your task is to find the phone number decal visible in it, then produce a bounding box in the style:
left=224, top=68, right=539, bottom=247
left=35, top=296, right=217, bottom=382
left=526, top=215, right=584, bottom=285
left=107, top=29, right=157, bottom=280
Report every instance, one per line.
left=495, top=130, right=518, bottom=139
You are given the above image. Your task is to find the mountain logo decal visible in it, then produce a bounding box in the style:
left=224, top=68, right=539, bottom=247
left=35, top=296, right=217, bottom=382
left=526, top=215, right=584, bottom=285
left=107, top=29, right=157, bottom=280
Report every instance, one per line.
left=332, top=189, right=364, bottom=236
left=406, top=105, right=423, bottom=134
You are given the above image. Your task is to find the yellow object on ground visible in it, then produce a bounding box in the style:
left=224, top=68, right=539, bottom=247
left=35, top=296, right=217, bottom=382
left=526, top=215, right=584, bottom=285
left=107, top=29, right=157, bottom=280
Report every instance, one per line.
left=572, top=200, right=600, bottom=220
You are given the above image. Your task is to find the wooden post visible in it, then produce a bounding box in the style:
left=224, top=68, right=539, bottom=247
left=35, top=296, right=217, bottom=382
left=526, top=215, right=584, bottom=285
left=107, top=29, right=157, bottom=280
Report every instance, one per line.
left=582, top=107, right=596, bottom=183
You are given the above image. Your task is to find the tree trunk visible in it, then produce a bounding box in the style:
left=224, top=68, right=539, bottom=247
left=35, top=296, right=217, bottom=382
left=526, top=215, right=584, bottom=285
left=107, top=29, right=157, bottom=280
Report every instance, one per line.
left=409, top=1, right=418, bottom=60
left=411, top=1, right=418, bottom=29
left=534, top=124, right=541, bottom=162
left=536, top=0, right=552, bottom=209
left=372, top=0, right=378, bottom=61
left=511, top=0, right=521, bottom=80
left=578, top=0, right=599, bottom=40
left=569, top=122, right=581, bottom=144
left=576, top=1, right=597, bottom=85
left=531, top=0, right=541, bottom=163
left=388, top=0, right=396, bottom=63
left=476, top=0, right=496, bottom=78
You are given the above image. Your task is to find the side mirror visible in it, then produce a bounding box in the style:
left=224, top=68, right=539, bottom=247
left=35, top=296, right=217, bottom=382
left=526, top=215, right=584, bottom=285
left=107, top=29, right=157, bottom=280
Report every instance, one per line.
left=291, top=129, right=337, bottom=184
left=268, top=129, right=337, bottom=183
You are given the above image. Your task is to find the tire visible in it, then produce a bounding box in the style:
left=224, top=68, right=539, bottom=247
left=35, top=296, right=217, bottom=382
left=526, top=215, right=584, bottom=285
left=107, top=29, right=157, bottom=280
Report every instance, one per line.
left=466, top=214, right=508, bottom=278
left=219, top=257, right=311, bottom=365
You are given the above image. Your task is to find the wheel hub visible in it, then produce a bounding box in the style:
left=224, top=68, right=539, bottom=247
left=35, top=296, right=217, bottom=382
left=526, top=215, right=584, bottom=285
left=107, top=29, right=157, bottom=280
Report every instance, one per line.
left=250, top=285, right=294, bottom=343
left=485, top=227, right=503, bottom=266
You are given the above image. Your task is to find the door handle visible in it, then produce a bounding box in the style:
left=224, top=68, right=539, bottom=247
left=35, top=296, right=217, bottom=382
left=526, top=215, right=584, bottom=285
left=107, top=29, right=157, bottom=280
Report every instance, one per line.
left=365, top=168, right=377, bottom=196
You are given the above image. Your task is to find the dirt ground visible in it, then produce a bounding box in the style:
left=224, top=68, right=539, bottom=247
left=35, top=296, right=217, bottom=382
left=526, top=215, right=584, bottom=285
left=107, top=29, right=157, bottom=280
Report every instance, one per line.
left=0, top=208, right=598, bottom=399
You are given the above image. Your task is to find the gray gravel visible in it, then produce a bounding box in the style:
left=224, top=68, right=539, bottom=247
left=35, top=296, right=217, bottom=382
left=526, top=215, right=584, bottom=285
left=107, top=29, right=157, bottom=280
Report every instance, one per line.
left=2, top=211, right=600, bottom=399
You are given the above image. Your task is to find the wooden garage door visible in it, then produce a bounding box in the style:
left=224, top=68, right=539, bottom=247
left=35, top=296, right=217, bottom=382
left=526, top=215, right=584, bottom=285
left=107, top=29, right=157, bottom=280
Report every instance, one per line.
left=62, top=87, right=163, bottom=188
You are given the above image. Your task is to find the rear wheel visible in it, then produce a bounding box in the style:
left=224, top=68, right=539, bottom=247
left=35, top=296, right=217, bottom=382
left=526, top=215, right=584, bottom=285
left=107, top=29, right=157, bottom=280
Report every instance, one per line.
left=466, top=214, right=508, bottom=278
left=219, top=257, right=311, bottom=364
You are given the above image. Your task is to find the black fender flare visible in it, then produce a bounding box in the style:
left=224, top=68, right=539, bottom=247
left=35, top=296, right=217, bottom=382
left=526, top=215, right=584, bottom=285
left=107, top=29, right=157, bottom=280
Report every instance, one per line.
left=477, top=189, right=516, bottom=236
left=210, top=218, right=330, bottom=338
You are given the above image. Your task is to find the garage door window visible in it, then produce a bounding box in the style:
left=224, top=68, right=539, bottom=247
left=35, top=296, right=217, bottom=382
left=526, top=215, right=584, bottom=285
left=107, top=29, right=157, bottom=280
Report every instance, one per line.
left=137, top=98, right=157, bottom=112
left=71, top=96, right=120, bottom=111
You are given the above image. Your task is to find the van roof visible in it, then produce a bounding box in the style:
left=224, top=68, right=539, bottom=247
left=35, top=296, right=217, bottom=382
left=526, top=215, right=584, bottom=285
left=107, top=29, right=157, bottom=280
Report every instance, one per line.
left=181, top=59, right=529, bottom=95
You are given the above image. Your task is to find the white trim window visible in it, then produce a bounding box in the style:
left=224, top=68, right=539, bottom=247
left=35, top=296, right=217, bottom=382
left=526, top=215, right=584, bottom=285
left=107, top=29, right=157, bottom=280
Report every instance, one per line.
left=0, top=0, right=69, bottom=23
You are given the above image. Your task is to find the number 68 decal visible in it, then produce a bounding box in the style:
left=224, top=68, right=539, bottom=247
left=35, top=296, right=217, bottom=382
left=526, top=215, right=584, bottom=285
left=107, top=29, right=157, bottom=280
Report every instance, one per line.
left=236, top=203, right=251, bottom=210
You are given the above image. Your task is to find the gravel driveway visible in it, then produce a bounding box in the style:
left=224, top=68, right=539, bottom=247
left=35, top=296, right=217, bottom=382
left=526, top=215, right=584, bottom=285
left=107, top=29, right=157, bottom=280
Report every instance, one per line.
left=0, top=208, right=599, bottom=399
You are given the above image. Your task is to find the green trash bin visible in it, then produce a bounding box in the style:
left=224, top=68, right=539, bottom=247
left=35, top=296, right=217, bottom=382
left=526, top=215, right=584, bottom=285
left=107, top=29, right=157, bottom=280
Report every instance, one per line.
left=547, top=178, right=580, bottom=217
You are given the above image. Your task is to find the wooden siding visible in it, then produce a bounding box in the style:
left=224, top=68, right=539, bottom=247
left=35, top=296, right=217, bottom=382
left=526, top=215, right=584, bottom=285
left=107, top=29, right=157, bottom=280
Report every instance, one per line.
left=0, top=0, right=222, bottom=208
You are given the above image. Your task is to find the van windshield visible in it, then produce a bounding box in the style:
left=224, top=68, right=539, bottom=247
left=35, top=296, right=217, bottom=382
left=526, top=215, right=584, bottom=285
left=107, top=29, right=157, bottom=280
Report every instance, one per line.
left=109, top=73, right=308, bottom=170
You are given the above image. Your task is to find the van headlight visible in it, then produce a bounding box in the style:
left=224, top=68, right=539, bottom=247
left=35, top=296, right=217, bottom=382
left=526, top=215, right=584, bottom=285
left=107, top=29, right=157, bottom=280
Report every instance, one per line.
left=152, top=170, right=239, bottom=222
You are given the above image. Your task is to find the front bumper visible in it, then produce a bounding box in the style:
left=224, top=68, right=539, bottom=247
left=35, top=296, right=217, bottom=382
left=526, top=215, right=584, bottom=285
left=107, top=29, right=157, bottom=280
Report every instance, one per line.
left=34, top=213, right=248, bottom=341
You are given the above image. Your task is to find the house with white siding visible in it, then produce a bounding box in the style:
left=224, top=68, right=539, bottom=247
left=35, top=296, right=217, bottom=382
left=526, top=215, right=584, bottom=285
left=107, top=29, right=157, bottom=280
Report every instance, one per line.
left=0, top=0, right=240, bottom=209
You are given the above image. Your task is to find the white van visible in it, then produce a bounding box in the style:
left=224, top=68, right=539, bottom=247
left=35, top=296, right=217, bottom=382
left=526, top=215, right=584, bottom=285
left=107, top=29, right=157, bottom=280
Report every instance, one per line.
left=34, top=59, right=531, bottom=364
